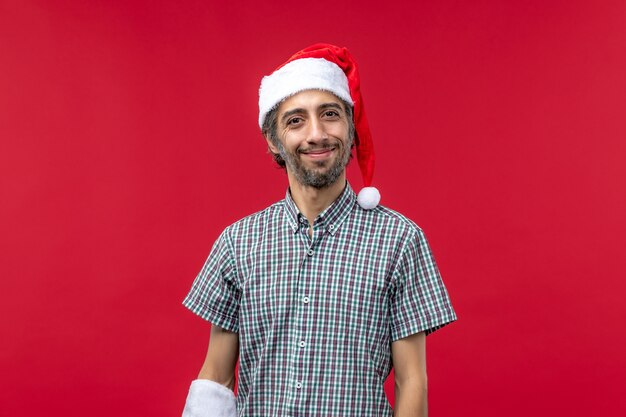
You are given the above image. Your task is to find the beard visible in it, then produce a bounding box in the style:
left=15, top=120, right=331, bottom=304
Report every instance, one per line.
left=276, top=137, right=353, bottom=189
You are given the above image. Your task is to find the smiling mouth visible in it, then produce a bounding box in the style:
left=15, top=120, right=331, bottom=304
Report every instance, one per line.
left=299, top=146, right=336, bottom=157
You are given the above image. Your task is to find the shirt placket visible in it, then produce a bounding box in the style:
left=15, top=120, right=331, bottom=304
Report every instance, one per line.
left=287, top=216, right=325, bottom=416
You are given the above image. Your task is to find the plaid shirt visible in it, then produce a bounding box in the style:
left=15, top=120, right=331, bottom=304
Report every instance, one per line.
left=184, top=182, right=456, bottom=417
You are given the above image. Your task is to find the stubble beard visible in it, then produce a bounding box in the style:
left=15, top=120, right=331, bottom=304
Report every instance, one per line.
left=277, top=138, right=353, bottom=189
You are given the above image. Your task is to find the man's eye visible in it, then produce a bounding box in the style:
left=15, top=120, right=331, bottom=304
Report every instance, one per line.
left=287, top=117, right=303, bottom=125
left=324, top=110, right=339, bottom=117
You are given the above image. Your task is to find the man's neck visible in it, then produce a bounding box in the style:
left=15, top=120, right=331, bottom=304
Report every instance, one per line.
left=287, top=172, right=346, bottom=228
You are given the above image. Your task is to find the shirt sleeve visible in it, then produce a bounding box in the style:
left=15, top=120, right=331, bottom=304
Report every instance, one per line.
left=183, top=229, right=241, bottom=332
left=389, top=228, right=457, bottom=341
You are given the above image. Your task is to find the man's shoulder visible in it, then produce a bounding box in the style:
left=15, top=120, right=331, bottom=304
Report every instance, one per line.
left=222, top=199, right=286, bottom=237
left=362, top=204, right=425, bottom=239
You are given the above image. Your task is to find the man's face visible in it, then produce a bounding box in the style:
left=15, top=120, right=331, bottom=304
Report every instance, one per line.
left=267, top=90, right=353, bottom=189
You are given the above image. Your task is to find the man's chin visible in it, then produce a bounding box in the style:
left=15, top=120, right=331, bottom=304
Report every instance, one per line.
left=298, top=154, right=334, bottom=167
left=285, top=153, right=348, bottom=189
left=300, top=169, right=345, bottom=188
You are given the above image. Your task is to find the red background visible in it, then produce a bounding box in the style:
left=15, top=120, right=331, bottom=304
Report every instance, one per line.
left=1, top=1, right=625, bottom=416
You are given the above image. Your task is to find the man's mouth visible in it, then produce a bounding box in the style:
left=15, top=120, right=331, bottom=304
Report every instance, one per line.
left=299, top=146, right=336, bottom=157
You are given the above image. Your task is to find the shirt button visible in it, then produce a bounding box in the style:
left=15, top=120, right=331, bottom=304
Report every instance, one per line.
left=302, top=296, right=310, bottom=304
left=329, top=224, right=335, bottom=230
left=295, top=382, right=302, bottom=389
left=307, top=249, right=314, bottom=256
left=298, top=341, right=306, bottom=348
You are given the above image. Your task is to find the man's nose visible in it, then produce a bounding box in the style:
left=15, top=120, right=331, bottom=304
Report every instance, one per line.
left=307, top=118, right=328, bottom=142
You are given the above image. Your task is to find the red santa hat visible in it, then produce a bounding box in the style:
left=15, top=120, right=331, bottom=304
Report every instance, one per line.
left=258, top=43, right=380, bottom=210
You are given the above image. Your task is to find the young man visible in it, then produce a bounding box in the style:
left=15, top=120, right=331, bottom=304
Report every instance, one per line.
left=182, top=44, right=456, bottom=417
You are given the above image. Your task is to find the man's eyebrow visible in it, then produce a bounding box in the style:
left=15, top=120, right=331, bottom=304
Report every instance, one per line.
left=318, top=102, right=343, bottom=112
left=280, top=108, right=305, bottom=124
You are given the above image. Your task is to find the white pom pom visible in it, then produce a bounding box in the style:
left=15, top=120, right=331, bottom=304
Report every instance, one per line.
left=357, top=187, right=381, bottom=210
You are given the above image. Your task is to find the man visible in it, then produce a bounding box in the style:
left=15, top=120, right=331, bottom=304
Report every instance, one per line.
left=182, top=44, right=456, bottom=417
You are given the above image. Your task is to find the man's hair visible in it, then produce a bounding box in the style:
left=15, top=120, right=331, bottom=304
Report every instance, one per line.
left=261, top=97, right=355, bottom=168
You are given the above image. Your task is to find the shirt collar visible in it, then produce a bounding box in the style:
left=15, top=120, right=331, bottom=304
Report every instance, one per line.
left=283, top=181, right=356, bottom=235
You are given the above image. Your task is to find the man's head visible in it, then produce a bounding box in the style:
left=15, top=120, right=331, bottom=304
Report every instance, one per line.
left=262, top=89, right=355, bottom=189
left=258, top=43, right=381, bottom=208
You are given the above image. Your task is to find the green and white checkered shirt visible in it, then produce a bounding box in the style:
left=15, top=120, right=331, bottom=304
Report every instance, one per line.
left=184, top=182, right=456, bottom=416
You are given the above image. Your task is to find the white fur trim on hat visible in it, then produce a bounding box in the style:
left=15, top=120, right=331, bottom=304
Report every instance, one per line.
left=258, top=58, right=354, bottom=128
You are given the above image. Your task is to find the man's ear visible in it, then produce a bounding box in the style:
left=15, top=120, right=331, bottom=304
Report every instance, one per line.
left=264, top=134, right=280, bottom=154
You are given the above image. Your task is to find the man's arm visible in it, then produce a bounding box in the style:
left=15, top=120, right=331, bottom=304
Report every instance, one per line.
left=391, top=331, right=428, bottom=417
left=182, top=325, right=239, bottom=417
left=198, top=324, right=239, bottom=389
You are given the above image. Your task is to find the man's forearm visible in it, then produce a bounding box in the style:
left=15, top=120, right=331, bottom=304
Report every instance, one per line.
left=394, top=378, right=428, bottom=417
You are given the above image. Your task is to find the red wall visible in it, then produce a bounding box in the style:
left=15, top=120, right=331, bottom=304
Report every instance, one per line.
left=1, top=1, right=625, bottom=416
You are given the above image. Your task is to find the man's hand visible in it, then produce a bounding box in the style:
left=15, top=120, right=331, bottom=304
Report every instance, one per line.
left=391, top=332, right=428, bottom=417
